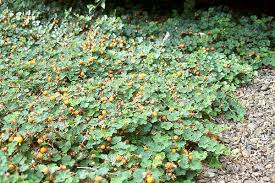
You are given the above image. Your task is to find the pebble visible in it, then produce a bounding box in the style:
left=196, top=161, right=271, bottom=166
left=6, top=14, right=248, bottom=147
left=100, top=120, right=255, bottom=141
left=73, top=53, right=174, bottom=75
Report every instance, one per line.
left=265, top=164, right=272, bottom=169
left=243, top=179, right=256, bottom=183
left=231, top=148, right=240, bottom=155
left=242, top=150, right=250, bottom=158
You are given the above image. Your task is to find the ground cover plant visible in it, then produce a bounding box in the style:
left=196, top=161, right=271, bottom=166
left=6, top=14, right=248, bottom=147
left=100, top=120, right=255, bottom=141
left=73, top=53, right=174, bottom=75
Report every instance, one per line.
left=0, top=2, right=274, bottom=183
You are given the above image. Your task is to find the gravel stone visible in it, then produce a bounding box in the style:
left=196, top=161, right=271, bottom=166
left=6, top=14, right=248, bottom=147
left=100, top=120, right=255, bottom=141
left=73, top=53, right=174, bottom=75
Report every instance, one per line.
left=197, top=67, right=275, bottom=183
left=243, top=179, right=256, bottom=183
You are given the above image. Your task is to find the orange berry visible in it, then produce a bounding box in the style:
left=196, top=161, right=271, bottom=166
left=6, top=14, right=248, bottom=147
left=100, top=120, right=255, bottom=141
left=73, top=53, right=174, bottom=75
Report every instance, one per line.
left=74, top=110, right=80, bottom=116
left=36, top=152, right=43, bottom=160
left=182, top=149, right=189, bottom=154
left=40, top=147, right=47, bottom=153
left=94, top=176, right=102, bottom=183
left=28, top=103, right=34, bottom=109
left=11, top=119, right=17, bottom=125
left=161, top=116, right=167, bottom=121
left=42, top=134, right=47, bottom=139
left=68, top=107, right=74, bottom=112
left=37, top=138, right=43, bottom=145
left=47, top=117, right=53, bottom=122
left=121, top=158, right=127, bottom=165
left=178, top=44, right=185, bottom=49
left=116, top=155, right=123, bottom=161
left=4, top=144, right=12, bottom=150
left=8, top=136, right=14, bottom=142
left=60, top=165, right=67, bottom=170
left=42, top=167, right=49, bottom=174
left=188, top=153, right=193, bottom=161
left=49, top=175, right=54, bottom=181
left=8, top=164, right=15, bottom=172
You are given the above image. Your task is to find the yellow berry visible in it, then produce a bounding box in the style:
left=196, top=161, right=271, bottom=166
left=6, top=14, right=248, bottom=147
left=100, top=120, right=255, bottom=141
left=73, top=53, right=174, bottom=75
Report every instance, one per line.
left=98, top=115, right=104, bottom=121
left=151, top=112, right=158, bottom=117
left=15, top=136, right=23, bottom=143
left=50, top=96, right=56, bottom=101
left=139, top=73, right=146, bottom=80
left=100, top=144, right=106, bottom=150
left=143, top=146, right=149, bottom=151
left=100, top=97, right=107, bottom=102
left=43, top=91, right=48, bottom=96
left=102, top=110, right=107, bottom=116
left=173, top=135, right=179, bottom=141
left=64, top=100, right=69, bottom=105
left=109, top=96, right=114, bottom=102
left=146, top=175, right=154, bottom=183
left=169, top=107, right=175, bottom=112
left=171, top=148, right=177, bottom=153
left=47, top=76, right=52, bottom=82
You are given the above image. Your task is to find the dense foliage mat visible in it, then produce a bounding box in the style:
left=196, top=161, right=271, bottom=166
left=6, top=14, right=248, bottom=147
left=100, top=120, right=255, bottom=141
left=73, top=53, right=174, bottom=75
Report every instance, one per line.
left=0, top=4, right=274, bottom=183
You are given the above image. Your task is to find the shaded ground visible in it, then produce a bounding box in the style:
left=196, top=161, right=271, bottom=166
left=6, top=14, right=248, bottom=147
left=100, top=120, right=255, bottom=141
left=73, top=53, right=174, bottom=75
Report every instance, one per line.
left=198, top=67, right=275, bottom=183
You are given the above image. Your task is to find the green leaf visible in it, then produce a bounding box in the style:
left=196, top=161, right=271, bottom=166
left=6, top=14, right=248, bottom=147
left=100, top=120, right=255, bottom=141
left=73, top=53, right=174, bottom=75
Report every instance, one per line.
left=160, top=122, right=173, bottom=130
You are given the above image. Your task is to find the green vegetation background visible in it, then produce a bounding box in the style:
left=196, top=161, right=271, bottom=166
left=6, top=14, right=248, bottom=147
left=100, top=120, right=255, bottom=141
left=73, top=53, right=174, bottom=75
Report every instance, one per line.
left=0, top=0, right=274, bottom=182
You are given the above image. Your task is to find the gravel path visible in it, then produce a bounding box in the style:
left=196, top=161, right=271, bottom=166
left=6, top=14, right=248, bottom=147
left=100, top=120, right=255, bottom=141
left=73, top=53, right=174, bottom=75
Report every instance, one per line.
left=197, top=67, right=275, bottom=183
